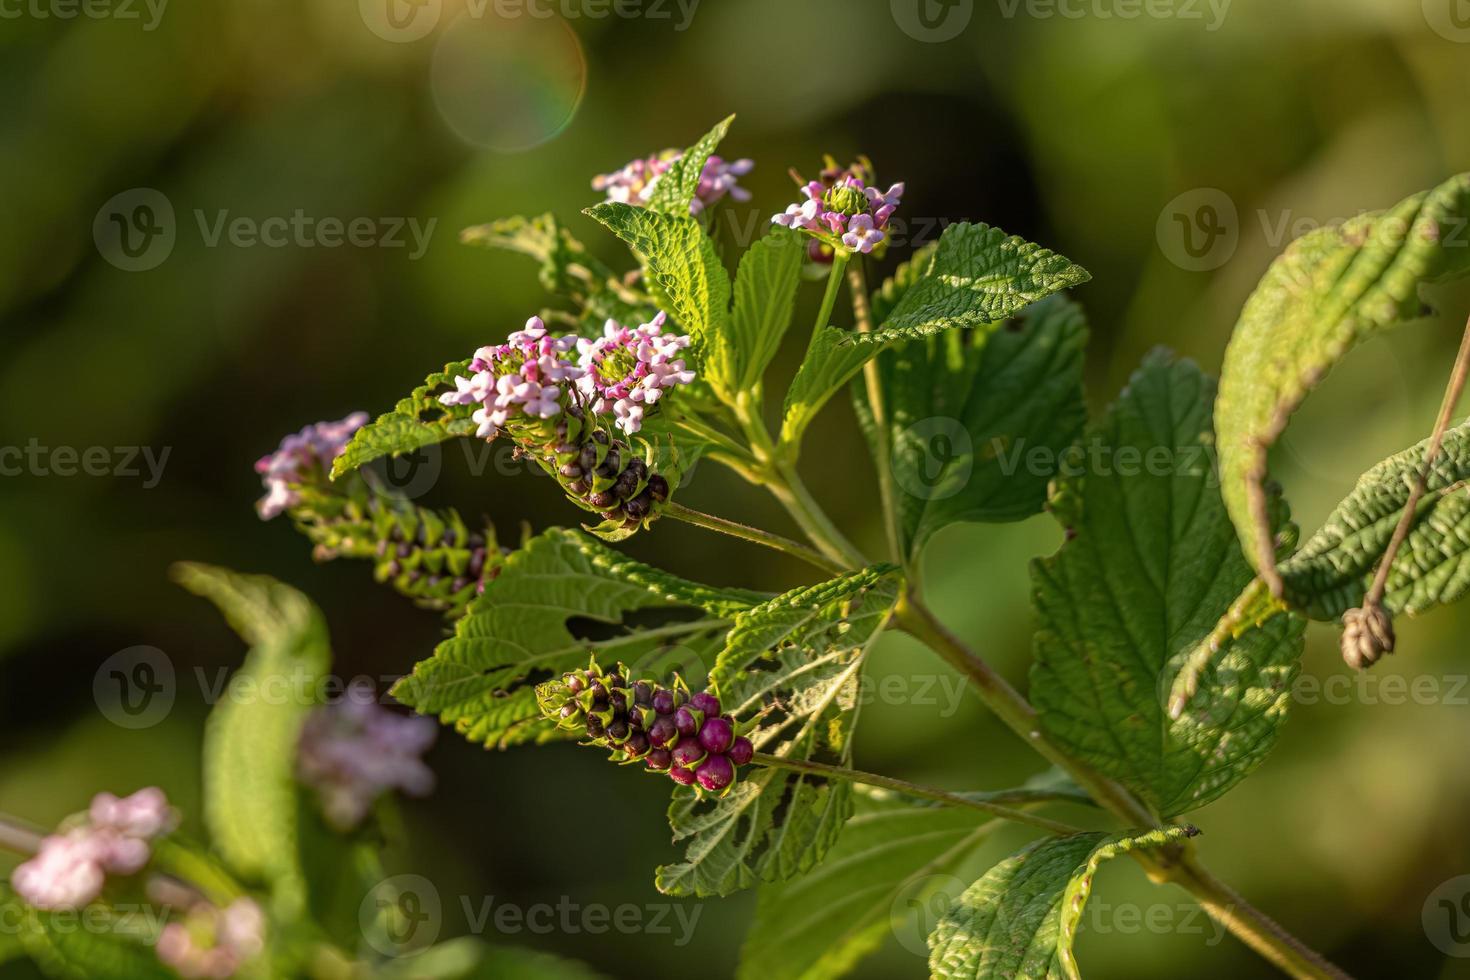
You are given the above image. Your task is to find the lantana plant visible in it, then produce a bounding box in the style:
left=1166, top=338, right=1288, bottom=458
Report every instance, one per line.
left=6, top=115, right=1470, bottom=979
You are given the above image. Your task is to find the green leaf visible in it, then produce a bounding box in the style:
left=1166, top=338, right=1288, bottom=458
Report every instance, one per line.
left=332, top=360, right=479, bottom=479
left=1028, top=353, right=1304, bottom=817
left=372, top=938, right=606, bottom=979
left=780, top=224, right=1088, bottom=450
left=731, top=227, right=805, bottom=391
left=876, top=222, right=1090, bottom=343
left=646, top=114, right=735, bottom=216
left=392, top=528, right=762, bottom=749
left=585, top=201, right=737, bottom=399
left=928, top=827, right=1195, bottom=980
left=1279, top=418, right=1470, bottom=620
left=174, top=563, right=330, bottom=910
left=655, top=566, right=903, bottom=898
left=870, top=242, right=940, bottom=326
left=1216, top=173, right=1470, bottom=593
left=738, top=775, right=1092, bottom=980
left=1, top=886, right=173, bottom=980
left=855, top=295, right=1089, bottom=559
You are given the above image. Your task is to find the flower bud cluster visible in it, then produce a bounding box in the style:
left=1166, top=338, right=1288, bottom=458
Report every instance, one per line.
left=593, top=149, right=754, bottom=216
left=155, top=898, right=265, bottom=980
left=10, top=788, right=176, bottom=910
left=537, top=660, right=754, bottom=796
left=254, top=413, right=368, bottom=520
left=772, top=156, right=904, bottom=256
left=297, top=682, right=438, bottom=832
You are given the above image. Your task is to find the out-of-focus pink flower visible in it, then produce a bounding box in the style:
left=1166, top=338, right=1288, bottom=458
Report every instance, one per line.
left=253, top=413, right=369, bottom=520
left=593, top=150, right=753, bottom=216
left=156, top=898, right=266, bottom=980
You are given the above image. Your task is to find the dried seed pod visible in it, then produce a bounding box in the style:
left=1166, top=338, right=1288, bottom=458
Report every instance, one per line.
left=1341, top=605, right=1395, bottom=670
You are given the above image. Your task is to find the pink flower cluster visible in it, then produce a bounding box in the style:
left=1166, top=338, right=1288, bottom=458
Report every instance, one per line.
left=156, top=898, right=265, bottom=980
left=297, top=683, right=437, bottom=832
left=440, top=315, right=696, bottom=439
left=576, top=312, right=696, bottom=434
left=593, top=150, right=753, bottom=216
left=11, top=788, right=175, bottom=910
left=772, top=169, right=905, bottom=255
left=254, top=412, right=368, bottom=520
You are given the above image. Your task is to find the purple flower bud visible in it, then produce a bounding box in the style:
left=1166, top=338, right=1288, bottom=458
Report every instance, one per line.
left=625, top=731, right=650, bottom=757
left=585, top=716, right=604, bottom=738
left=589, top=682, right=608, bottom=704
left=668, top=764, right=697, bottom=786
left=633, top=681, right=653, bottom=706
left=559, top=704, right=580, bottom=722
left=646, top=748, right=672, bottom=772
left=606, top=719, right=629, bottom=741
left=674, top=706, right=700, bottom=737
left=589, top=490, right=618, bottom=509
left=651, top=689, right=675, bottom=714
left=695, top=754, right=735, bottom=793
left=671, top=740, right=706, bottom=770
left=729, top=736, right=754, bottom=766
left=623, top=492, right=653, bottom=520
left=648, top=717, right=677, bottom=747
left=689, top=692, right=721, bottom=717
left=698, top=717, right=734, bottom=754
left=646, top=475, right=670, bottom=503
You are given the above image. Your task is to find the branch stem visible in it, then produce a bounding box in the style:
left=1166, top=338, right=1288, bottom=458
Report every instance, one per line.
left=662, top=502, right=847, bottom=577
left=750, top=753, right=1085, bottom=837
left=848, top=257, right=904, bottom=564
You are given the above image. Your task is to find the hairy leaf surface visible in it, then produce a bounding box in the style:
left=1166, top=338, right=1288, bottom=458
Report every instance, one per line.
left=393, top=528, right=762, bottom=749
left=731, top=228, right=805, bottom=391
left=1029, top=354, right=1303, bottom=816
left=655, top=566, right=903, bottom=897
left=928, top=828, right=1194, bottom=979
left=1217, top=173, right=1470, bottom=592
left=646, top=115, right=735, bottom=216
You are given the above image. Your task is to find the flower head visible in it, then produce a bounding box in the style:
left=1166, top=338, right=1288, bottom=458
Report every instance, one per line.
left=297, top=682, right=437, bottom=832
left=11, top=788, right=175, bottom=910
left=156, top=898, right=266, bottom=980
left=593, top=150, right=753, bottom=216
left=576, top=312, right=697, bottom=435
left=439, top=317, right=583, bottom=441
left=254, top=413, right=368, bottom=520
left=771, top=157, right=904, bottom=256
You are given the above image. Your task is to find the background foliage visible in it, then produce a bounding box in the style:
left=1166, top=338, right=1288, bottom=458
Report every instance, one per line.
left=4, top=1, right=1470, bottom=977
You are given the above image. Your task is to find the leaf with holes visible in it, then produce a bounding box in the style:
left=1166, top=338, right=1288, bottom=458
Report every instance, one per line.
left=392, top=528, right=763, bottom=749
left=854, top=294, right=1088, bottom=560
left=1216, top=173, right=1470, bottom=593
left=1029, top=353, right=1303, bottom=817
left=928, top=827, right=1196, bottom=980
left=655, top=566, right=904, bottom=898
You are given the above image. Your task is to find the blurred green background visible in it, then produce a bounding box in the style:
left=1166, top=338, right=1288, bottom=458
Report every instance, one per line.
left=4, top=0, right=1470, bottom=977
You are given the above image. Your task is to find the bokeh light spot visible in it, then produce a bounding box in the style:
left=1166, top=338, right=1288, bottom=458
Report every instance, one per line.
left=430, top=13, right=586, bottom=152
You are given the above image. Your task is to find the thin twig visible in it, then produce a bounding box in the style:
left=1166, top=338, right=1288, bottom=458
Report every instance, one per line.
left=662, top=501, right=848, bottom=576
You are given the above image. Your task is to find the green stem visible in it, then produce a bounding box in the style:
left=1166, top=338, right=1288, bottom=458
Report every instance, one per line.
left=662, top=502, right=847, bottom=577
left=0, top=815, right=43, bottom=855
left=847, top=257, right=903, bottom=565
left=795, top=250, right=851, bottom=373
left=750, top=753, right=1085, bottom=837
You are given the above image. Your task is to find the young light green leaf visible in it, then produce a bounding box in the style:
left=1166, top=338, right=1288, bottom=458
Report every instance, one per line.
left=928, top=827, right=1196, bottom=980
left=1279, top=418, right=1470, bottom=620
left=854, top=295, right=1088, bottom=559
left=392, top=528, right=762, bottom=749
left=876, top=222, right=1090, bottom=343
left=738, top=776, right=1093, bottom=980
left=1028, top=353, right=1303, bottom=817
left=870, top=242, right=940, bottom=326
left=655, top=566, right=904, bottom=898
left=1216, top=173, right=1470, bottom=594
left=332, top=360, right=478, bottom=479
left=731, top=227, right=805, bottom=391
left=173, top=563, right=330, bottom=910
left=780, top=225, right=1088, bottom=451
left=585, top=202, right=737, bottom=398
left=1, top=890, right=175, bottom=980
left=646, top=114, right=736, bottom=216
